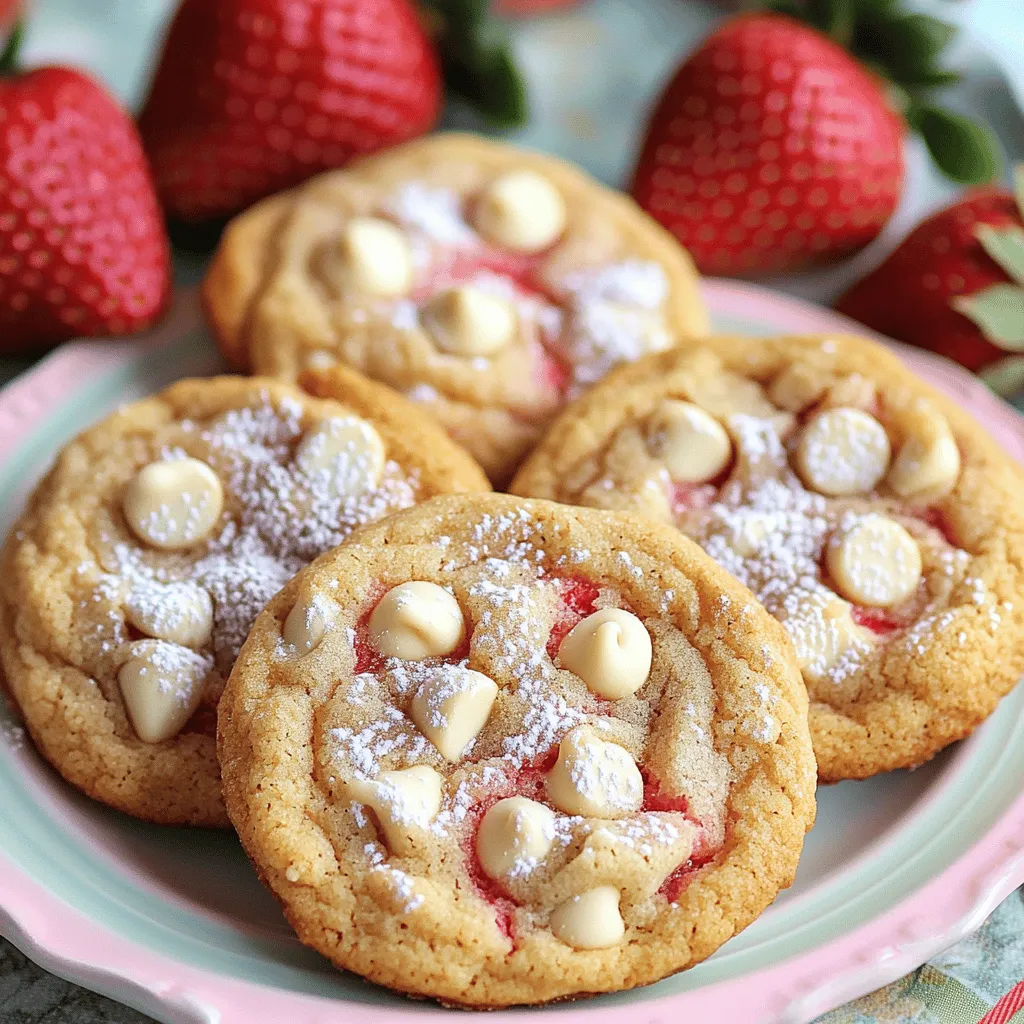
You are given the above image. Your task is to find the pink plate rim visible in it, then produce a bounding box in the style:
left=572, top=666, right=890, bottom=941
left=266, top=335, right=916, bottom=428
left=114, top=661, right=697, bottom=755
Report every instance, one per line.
left=1, top=280, right=1024, bottom=1024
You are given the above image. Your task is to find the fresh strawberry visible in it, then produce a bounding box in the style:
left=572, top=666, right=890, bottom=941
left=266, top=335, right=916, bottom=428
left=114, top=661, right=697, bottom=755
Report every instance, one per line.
left=631, top=14, right=905, bottom=275
left=631, top=6, right=1001, bottom=276
left=0, top=29, right=171, bottom=351
left=138, top=0, right=443, bottom=223
left=837, top=169, right=1024, bottom=392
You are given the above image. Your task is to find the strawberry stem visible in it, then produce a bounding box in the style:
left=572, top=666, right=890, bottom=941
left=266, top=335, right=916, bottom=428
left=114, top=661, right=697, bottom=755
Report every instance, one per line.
left=0, top=20, right=23, bottom=75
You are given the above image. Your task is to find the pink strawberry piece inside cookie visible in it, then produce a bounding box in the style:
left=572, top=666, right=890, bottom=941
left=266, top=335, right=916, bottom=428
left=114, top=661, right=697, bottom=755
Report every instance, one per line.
left=334, top=557, right=715, bottom=952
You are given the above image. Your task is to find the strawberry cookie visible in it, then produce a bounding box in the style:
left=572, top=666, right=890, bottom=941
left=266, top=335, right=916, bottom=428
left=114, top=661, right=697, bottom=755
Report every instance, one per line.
left=0, top=370, right=488, bottom=826
left=512, top=335, right=1024, bottom=781
left=202, top=132, right=708, bottom=484
left=218, top=494, right=815, bottom=1006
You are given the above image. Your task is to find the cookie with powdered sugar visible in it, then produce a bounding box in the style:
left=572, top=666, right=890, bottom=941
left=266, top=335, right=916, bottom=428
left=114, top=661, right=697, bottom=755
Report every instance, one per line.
left=218, top=494, right=815, bottom=1006
left=202, top=133, right=708, bottom=484
left=511, top=334, right=1024, bottom=781
left=0, top=370, right=488, bottom=826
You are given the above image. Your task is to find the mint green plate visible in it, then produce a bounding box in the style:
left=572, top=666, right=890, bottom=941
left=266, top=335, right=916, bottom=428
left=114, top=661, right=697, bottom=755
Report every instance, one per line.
left=1, top=283, right=1023, bottom=1024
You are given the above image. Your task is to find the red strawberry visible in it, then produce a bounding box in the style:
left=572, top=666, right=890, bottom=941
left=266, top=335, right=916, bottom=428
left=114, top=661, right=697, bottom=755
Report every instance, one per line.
left=0, top=41, right=171, bottom=351
left=837, top=171, right=1024, bottom=389
left=0, top=2, right=21, bottom=29
left=138, top=0, right=442, bottom=223
left=631, top=14, right=905, bottom=276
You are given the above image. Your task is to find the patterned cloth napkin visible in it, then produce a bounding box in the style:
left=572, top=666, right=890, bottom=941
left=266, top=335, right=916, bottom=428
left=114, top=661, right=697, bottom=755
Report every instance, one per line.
left=816, top=891, right=1024, bottom=1023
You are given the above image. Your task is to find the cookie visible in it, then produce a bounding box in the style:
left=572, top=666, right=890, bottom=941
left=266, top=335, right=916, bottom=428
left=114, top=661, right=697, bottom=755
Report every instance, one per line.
left=0, top=370, right=489, bottom=826
left=511, top=334, right=1024, bottom=781
left=202, top=132, right=709, bottom=484
left=218, top=494, right=816, bottom=1006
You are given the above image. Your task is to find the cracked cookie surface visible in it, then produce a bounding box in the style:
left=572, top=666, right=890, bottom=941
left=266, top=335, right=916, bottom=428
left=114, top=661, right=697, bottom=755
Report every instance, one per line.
left=511, top=334, right=1024, bottom=781
left=203, top=132, right=708, bottom=484
left=0, top=370, right=488, bottom=825
left=218, top=494, right=815, bottom=1006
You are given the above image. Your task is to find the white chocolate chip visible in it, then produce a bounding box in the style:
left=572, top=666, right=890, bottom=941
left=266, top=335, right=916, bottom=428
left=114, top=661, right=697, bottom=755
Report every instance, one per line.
left=795, top=407, right=891, bottom=496
left=476, top=797, right=556, bottom=879
left=368, top=582, right=465, bottom=661
left=888, top=406, right=960, bottom=498
left=117, top=639, right=212, bottom=743
left=294, top=416, right=386, bottom=499
left=123, top=458, right=224, bottom=550
left=283, top=593, right=338, bottom=653
left=124, top=581, right=213, bottom=649
left=340, top=216, right=413, bottom=297
left=821, top=374, right=877, bottom=411
left=546, top=725, right=643, bottom=818
left=768, top=364, right=826, bottom=412
left=557, top=609, right=652, bottom=700
left=347, top=765, right=443, bottom=848
left=549, top=886, right=625, bottom=949
left=827, top=515, right=922, bottom=608
left=721, top=509, right=772, bottom=558
left=647, top=400, right=732, bottom=483
left=409, top=666, right=498, bottom=761
left=782, top=592, right=874, bottom=684
left=423, top=286, right=517, bottom=357
left=304, top=350, right=337, bottom=370
left=474, top=169, right=567, bottom=253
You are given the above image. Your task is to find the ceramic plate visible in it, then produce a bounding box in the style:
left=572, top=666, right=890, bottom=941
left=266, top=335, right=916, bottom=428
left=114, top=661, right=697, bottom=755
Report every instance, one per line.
left=2, top=281, right=1024, bottom=1024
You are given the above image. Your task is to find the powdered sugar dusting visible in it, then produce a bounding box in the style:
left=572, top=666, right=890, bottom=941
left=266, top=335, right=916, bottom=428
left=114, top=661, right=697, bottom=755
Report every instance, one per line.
left=101, top=393, right=417, bottom=684
left=365, top=841, right=425, bottom=913
left=384, top=182, right=475, bottom=247
left=561, top=261, right=672, bottom=392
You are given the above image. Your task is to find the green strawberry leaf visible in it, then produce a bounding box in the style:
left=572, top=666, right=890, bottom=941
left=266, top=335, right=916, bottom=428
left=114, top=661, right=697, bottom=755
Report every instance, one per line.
left=908, top=103, right=1002, bottom=185
left=953, top=284, right=1024, bottom=350
left=425, top=0, right=488, bottom=28
left=812, top=0, right=856, bottom=45
left=976, top=224, right=1024, bottom=287
left=758, top=0, right=803, bottom=17
left=980, top=355, right=1024, bottom=398
left=419, top=0, right=529, bottom=129
left=855, top=13, right=955, bottom=84
left=442, top=39, right=527, bottom=129
left=0, top=21, right=24, bottom=75
left=1015, top=164, right=1024, bottom=220
left=893, top=68, right=962, bottom=89
left=853, top=0, right=899, bottom=11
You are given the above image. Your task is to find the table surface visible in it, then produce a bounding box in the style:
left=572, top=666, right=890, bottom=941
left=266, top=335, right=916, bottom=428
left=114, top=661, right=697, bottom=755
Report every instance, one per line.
left=2, top=1, right=1023, bottom=1022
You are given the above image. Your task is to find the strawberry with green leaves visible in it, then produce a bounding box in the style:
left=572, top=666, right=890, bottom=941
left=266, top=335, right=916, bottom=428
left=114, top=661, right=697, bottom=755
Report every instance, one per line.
left=631, top=0, right=1001, bottom=276
left=837, top=168, right=1024, bottom=394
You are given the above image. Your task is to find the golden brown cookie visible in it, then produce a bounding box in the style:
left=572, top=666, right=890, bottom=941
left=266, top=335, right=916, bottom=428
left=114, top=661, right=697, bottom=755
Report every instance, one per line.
left=202, top=132, right=709, bottom=484
left=218, top=494, right=815, bottom=1006
left=512, top=334, right=1024, bottom=782
left=0, top=371, right=488, bottom=826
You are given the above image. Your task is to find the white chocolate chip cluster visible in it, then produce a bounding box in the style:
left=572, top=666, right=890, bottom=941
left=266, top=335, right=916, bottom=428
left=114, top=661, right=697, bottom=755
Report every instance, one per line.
left=327, top=170, right=567, bottom=367
left=286, top=524, right=736, bottom=952
left=557, top=351, right=969, bottom=689
left=86, top=388, right=418, bottom=747
left=320, top=167, right=676, bottom=400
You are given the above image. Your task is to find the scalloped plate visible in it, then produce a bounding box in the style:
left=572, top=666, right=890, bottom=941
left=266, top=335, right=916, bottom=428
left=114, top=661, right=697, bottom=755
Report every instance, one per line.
left=1, top=280, right=1023, bottom=1024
